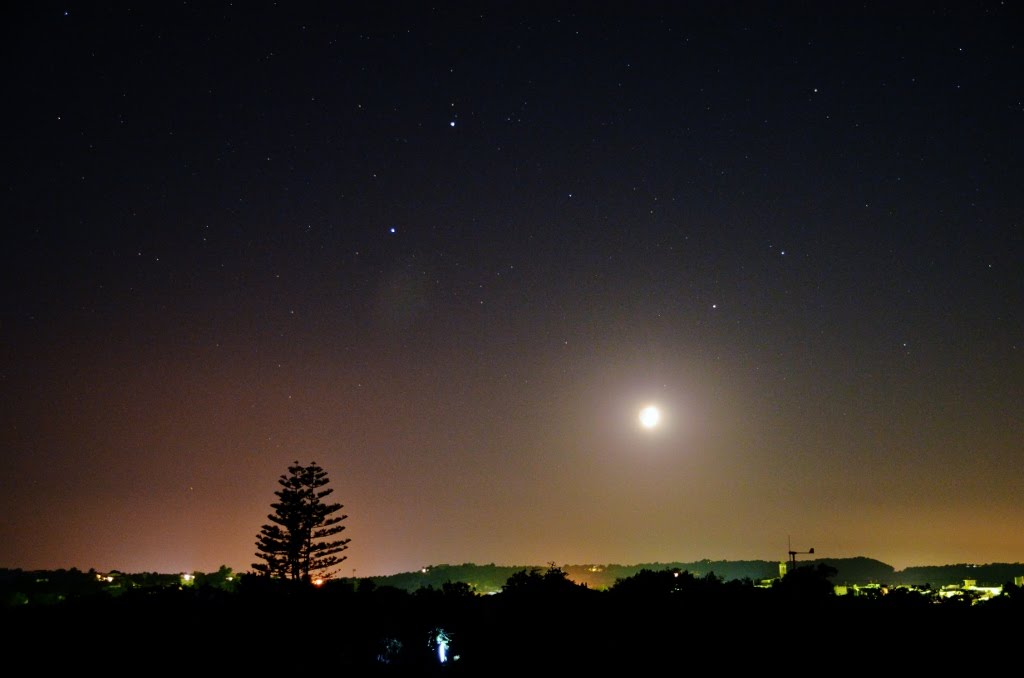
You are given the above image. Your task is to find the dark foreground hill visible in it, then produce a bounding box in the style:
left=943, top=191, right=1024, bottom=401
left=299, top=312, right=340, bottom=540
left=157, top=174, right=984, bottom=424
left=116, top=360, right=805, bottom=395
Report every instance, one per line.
left=3, top=564, right=1022, bottom=674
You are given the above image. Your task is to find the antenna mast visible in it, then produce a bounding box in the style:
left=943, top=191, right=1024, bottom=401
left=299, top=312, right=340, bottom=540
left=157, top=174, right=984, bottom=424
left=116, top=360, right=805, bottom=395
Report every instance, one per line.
left=787, top=535, right=814, bottom=569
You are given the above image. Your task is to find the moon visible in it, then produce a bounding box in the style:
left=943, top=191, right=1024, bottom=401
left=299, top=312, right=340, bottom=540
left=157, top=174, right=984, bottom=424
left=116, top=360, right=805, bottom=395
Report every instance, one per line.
left=639, top=405, right=661, bottom=429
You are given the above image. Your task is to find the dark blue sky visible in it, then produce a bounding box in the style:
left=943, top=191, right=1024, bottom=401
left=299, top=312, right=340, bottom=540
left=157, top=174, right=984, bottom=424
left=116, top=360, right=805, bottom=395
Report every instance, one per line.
left=2, top=2, right=1021, bottom=576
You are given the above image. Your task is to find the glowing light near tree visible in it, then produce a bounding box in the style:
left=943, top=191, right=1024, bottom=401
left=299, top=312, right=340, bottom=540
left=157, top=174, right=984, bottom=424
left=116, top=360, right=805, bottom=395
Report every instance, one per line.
left=437, top=631, right=448, bottom=663
left=431, top=628, right=453, bottom=664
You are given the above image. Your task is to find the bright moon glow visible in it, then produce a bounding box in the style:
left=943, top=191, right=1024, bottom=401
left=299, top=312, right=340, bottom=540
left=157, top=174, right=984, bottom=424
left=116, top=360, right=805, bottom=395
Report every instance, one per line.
left=639, top=405, right=661, bottom=429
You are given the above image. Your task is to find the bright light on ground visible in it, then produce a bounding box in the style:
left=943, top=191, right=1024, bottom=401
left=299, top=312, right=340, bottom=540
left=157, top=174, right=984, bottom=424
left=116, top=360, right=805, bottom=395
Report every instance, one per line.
left=639, top=405, right=661, bottom=429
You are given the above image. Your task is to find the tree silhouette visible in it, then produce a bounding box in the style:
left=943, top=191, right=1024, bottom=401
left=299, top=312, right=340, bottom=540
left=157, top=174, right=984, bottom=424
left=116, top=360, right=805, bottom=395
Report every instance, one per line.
left=252, top=461, right=350, bottom=582
left=772, top=562, right=838, bottom=613
left=501, top=564, right=587, bottom=599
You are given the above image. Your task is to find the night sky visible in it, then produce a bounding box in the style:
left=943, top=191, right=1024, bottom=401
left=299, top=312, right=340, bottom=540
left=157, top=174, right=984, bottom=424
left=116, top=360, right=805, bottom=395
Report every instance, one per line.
left=2, top=2, right=1022, bottom=577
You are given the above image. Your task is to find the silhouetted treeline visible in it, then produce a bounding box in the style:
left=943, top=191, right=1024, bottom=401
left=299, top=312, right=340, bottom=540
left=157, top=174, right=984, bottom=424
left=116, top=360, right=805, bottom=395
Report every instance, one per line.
left=365, top=556, right=1019, bottom=592
left=893, top=562, right=1024, bottom=587
left=0, top=565, right=237, bottom=606
left=3, top=564, right=1021, bottom=673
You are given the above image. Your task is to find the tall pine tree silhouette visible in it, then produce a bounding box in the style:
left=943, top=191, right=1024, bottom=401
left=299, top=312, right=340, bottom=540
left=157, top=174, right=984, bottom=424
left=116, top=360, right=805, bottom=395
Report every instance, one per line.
left=253, top=461, right=350, bottom=582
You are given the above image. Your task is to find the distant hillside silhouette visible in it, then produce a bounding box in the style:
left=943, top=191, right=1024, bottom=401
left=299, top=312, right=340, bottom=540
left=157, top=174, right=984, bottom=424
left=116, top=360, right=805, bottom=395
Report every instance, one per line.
left=364, top=557, right=1023, bottom=592
left=3, top=558, right=1021, bottom=604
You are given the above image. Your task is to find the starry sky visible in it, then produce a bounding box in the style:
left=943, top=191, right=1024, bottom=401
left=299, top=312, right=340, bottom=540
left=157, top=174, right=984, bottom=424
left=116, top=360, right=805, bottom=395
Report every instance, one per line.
left=2, top=2, right=1022, bottom=577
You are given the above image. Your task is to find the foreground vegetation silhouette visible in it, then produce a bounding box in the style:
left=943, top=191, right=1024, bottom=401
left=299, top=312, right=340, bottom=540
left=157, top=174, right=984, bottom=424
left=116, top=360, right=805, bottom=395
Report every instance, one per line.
left=3, top=563, right=1020, bottom=673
